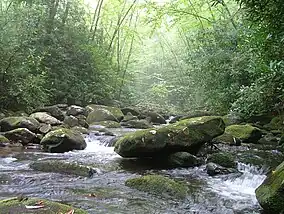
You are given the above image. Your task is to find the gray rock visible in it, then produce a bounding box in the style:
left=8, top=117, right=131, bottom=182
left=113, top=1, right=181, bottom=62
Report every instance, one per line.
left=66, top=105, right=86, bottom=116
left=0, top=116, right=40, bottom=132
left=30, top=112, right=62, bottom=125
left=3, top=128, right=38, bottom=146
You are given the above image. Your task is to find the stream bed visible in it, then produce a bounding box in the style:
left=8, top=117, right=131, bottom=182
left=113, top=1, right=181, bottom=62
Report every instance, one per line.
left=0, top=128, right=267, bottom=214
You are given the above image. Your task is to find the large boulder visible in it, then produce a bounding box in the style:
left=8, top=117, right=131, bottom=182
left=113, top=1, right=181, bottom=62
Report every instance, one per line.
left=40, top=128, right=86, bottom=153
left=145, top=112, right=166, bottom=124
left=30, top=112, right=62, bottom=125
left=114, top=116, right=225, bottom=158
left=86, top=108, right=118, bottom=124
left=125, top=174, right=188, bottom=199
left=167, top=152, right=203, bottom=168
left=264, top=114, right=284, bottom=131
left=3, top=128, right=38, bottom=145
left=66, top=105, right=86, bottom=116
left=225, top=124, right=262, bottom=143
left=122, top=112, right=138, bottom=122
left=0, top=117, right=40, bottom=132
left=87, top=104, right=124, bottom=121
left=63, top=115, right=79, bottom=128
left=255, top=161, right=284, bottom=213
left=121, top=107, right=140, bottom=116
left=35, top=105, right=65, bottom=121
left=207, top=152, right=237, bottom=168
left=0, top=197, right=87, bottom=214
left=120, top=119, right=154, bottom=129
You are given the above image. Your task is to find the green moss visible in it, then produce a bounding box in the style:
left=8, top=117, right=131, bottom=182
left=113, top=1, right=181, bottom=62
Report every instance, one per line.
left=266, top=115, right=284, bottom=131
left=87, top=104, right=124, bottom=121
left=91, top=120, right=121, bottom=128
left=255, top=161, right=284, bottom=213
left=0, top=135, right=9, bottom=144
left=207, top=152, right=236, bottom=168
left=115, top=116, right=225, bottom=157
left=0, top=197, right=87, bottom=214
left=30, top=160, right=95, bottom=177
left=125, top=175, right=188, bottom=199
left=225, top=124, right=262, bottom=143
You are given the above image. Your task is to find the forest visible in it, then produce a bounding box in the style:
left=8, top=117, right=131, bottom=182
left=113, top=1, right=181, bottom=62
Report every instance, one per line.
left=0, top=0, right=283, bottom=119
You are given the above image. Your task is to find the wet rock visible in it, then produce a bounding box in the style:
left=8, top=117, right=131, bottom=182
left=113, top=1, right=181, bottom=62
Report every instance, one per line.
left=66, top=105, right=86, bottom=116
left=40, top=128, right=86, bottom=153
left=71, top=126, right=90, bottom=134
left=122, top=112, right=138, bottom=122
left=39, top=124, right=51, bottom=134
left=0, top=174, right=12, bottom=184
left=115, top=116, right=225, bottom=158
left=30, top=112, right=62, bottom=125
left=87, top=109, right=118, bottom=124
left=87, top=104, right=124, bottom=121
left=120, top=119, right=153, bottom=129
left=76, top=115, right=89, bottom=128
left=35, top=105, right=65, bottom=121
left=0, top=135, right=10, bottom=146
left=0, top=197, right=87, bottom=213
left=90, top=120, right=121, bottom=128
left=121, top=107, right=140, bottom=116
left=255, top=161, right=284, bottom=213
left=264, top=114, right=284, bottom=131
left=206, top=162, right=237, bottom=176
left=145, top=112, right=166, bottom=124
left=225, top=124, right=262, bottom=143
left=213, top=133, right=240, bottom=146
left=30, top=160, right=96, bottom=177
left=125, top=174, right=188, bottom=199
left=63, top=115, right=79, bottom=128
left=207, top=152, right=237, bottom=168
left=167, top=152, right=203, bottom=167
left=0, top=116, right=40, bottom=132
left=3, top=128, right=38, bottom=146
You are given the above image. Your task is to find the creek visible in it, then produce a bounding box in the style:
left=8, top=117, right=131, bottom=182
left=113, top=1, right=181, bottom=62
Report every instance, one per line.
left=0, top=128, right=267, bottom=214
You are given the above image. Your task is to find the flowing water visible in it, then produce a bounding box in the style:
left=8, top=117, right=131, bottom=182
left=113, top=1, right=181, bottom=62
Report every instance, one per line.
left=0, top=129, right=267, bottom=214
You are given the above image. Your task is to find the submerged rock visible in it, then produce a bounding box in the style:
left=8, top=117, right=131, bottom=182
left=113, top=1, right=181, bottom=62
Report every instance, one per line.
left=125, top=174, right=188, bottom=199
left=30, top=112, right=62, bottom=125
left=256, top=161, right=284, bottom=213
left=207, top=152, right=237, bottom=168
left=225, top=124, right=262, bottom=143
left=0, top=197, right=87, bottom=214
left=40, top=128, right=86, bottom=153
left=115, top=116, right=225, bottom=158
left=206, top=162, right=237, bottom=176
left=167, top=152, right=203, bottom=168
left=30, top=160, right=96, bottom=177
left=0, top=116, right=40, bottom=132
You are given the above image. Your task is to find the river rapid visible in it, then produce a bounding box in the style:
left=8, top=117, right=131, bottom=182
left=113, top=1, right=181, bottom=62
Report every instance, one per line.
left=0, top=128, right=267, bottom=214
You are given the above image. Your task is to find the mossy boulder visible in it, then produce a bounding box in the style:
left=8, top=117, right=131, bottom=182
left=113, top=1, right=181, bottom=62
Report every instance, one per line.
left=0, top=117, right=40, bottom=132
left=207, top=152, right=237, bottom=168
left=212, top=132, right=239, bottom=146
left=3, top=128, right=38, bottom=146
left=255, top=161, right=284, bottom=213
left=0, top=197, right=87, bottom=214
left=90, top=120, right=121, bottom=128
left=35, top=105, right=65, bottom=121
left=39, top=124, right=52, bottom=134
left=145, top=112, right=166, bottom=124
left=125, top=175, right=188, bottom=199
left=63, top=115, right=79, bottom=128
left=66, top=105, right=86, bottom=116
left=167, top=152, right=203, bottom=168
left=122, top=112, right=138, bottom=122
left=121, top=107, right=140, bottom=116
left=264, top=114, right=284, bottom=131
left=76, top=115, right=89, bottom=128
left=225, top=124, right=262, bottom=143
left=86, top=109, right=118, bottom=124
left=30, top=160, right=96, bottom=177
left=71, top=126, right=90, bottom=134
left=0, top=135, right=9, bottom=145
left=87, top=104, right=124, bottom=121
left=30, top=112, right=62, bottom=125
left=40, top=128, right=86, bottom=153
left=115, top=116, right=225, bottom=158
left=120, top=119, right=154, bottom=129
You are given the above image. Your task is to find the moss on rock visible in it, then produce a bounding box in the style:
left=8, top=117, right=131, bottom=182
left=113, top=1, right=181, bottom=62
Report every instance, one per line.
left=0, top=197, right=87, bottom=214
left=0, top=135, right=9, bottom=144
left=87, top=104, right=124, bottom=121
left=255, top=161, right=284, bottom=213
left=115, top=116, right=225, bottom=158
left=0, top=117, right=40, bottom=132
left=207, top=152, right=236, bottom=168
left=125, top=175, right=188, bottom=199
left=40, top=128, right=86, bottom=153
left=225, top=124, right=262, bottom=143
left=30, top=160, right=96, bottom=177
left=167, top=152, right=203, bottom=167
